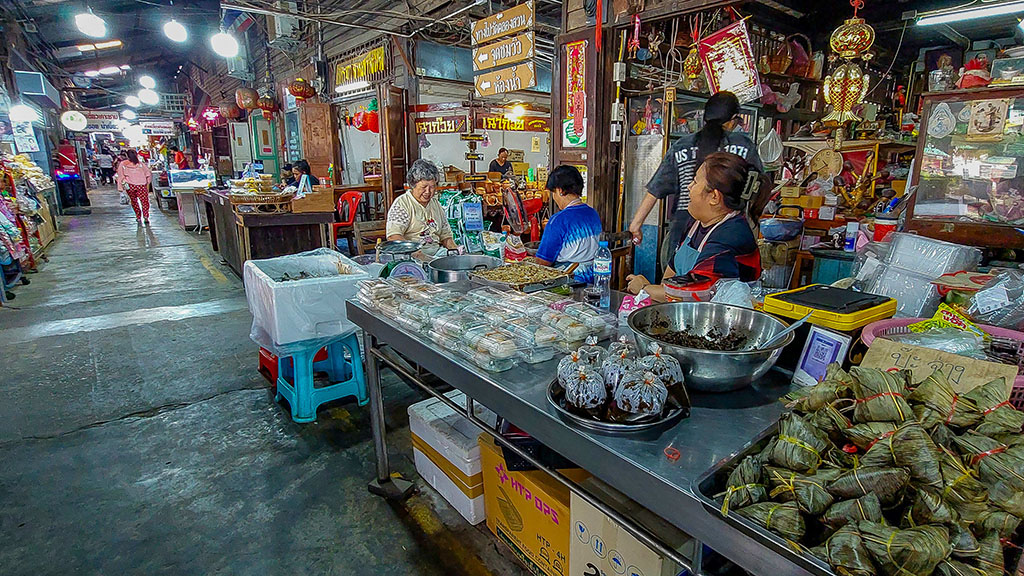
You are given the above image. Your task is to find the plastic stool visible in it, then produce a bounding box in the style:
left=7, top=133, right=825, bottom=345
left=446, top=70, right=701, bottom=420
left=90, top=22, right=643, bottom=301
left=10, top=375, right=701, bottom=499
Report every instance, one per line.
left=275, top=332, right=368, bottom=423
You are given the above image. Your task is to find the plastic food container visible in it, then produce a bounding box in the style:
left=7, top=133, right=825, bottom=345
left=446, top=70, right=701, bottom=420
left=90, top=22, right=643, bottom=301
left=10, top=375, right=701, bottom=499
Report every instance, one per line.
left=395, top=313, right=427, bottom=334
left=506, top=294, right=551, bottom=316
left=466, top=287, right=508, bottom=306
left=468, top=304, right=524, bottom=326
left=505, top=317, right=559, bottom=347
left=376, top=298, right=400, bottom=318
left=664, top=273, right=719, bottom=302
left=540, top=310, right=590, bottom=342
left=864, top=264, right=941, bottom=318
left=428, top=330, right=463, bottom=353
left=432, top=312, right=486, bottom=339
left=562, top=302, right=612, bottom=334
left=886, top=233, right=982, bottom=277
left=518, top=347, right=556, bottom=364
left=357, top=279, right=397, bottom=301
left=399, top=299, right=454, bottom=324
left=554, top=338, right=587, bottom=354
left=529, top=290, right=576, bottom=311
left=460, top=346, right=516, bottom=372
left=462, top=325, right=519, bottom=359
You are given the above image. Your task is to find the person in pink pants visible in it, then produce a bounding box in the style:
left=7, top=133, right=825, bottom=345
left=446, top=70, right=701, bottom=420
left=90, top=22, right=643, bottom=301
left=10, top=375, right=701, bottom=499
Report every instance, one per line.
left=114, top=149, right=153, bottom=225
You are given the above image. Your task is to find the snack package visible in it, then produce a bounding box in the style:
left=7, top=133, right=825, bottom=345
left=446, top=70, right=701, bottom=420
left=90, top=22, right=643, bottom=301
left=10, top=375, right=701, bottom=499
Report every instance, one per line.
left=563, top=302, right=612, bottom=334
left=467, top=304, right=525, bottom=326
left=563, top=365, right=607, bottom=413
left=399, top=299, right=454, bottom=325
left=577, top=336, right=608, bottom=368
left=540, top=310, right=590, bottom=342
left=462, top=325, right=519, bottom=359
left=505, top=317, right=559, bottom=347
left=618, top=288, right=653, bottom=325
left=460, top=345, right=517, bottom=372
left=518, top=347, right=556, bottom=364
left=432, top=312, right=487, bottom=339
left=607, top=335, right=638, bottom=360
left=611, top=371, right=668, bottom=419
left=466, top=286, right=508, bottom=306
left=529, top=289, right=576, bottom=311
left=602, top=348, right=636, bottom=394
left=907, top=303, right=988, bottom=340
left=357, top=279, right=397, bottom=301
left=557, top=351, right=585, bottom=387
left=376, top=298, right=400, bottom=318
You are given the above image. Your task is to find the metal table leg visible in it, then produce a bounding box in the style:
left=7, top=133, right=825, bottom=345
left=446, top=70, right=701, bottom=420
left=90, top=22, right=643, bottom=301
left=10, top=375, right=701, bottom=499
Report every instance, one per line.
left=365, top=334, right=415, bottom=500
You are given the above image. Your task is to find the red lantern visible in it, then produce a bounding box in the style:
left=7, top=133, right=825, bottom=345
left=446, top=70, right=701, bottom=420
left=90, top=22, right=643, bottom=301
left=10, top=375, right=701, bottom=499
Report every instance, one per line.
left=365, top=110, right=380, bottom=133
left=288, top=78, right=316, bottom=102
left=219, top=102, right=242, bottom=119
left=258, top=96, right=278, bottom=114
left=235, top=87, right=259, bottom=110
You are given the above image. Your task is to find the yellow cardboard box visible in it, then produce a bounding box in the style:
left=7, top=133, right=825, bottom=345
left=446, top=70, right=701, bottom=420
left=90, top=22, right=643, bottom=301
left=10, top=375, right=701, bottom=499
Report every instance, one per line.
left=780, top=186, right=804, bottom=198
left=479, top=434, right=589, bottom=576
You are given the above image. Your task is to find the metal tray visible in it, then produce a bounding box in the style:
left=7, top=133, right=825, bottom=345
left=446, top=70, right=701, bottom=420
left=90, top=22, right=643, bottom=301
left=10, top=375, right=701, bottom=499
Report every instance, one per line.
left=377, top=239, right=423, bottom=255
left=693, top=420, right=836, bottom=576
left=547, top=380, right=688, bottom=439
left=469, top=262, right=571, bottom=293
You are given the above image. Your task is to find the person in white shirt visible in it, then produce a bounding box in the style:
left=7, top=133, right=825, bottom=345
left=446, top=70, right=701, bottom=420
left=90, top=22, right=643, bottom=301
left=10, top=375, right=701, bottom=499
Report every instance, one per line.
left=95, top=148, right=115, bottom=185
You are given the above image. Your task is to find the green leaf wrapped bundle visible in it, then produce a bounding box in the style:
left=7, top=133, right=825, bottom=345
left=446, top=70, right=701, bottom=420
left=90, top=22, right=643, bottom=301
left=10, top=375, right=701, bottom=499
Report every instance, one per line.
left=973, top=534, right=1004, bottom=576
left=809, top=404, right=852, bottom=444
left=845, top=422, right=899, bottom=450
left=949, top=522, right=980, bottom=559
left=935, top=559, right=987, bottom=576
left=908, top=489, right=957, bottom=525
left=953, top=432, right=1024, bottom=491
left=858, top=423, right=944, bottom=489
left=812, top=525, right=876, bottom=576
left=987, top=477, right=1024, bottom=517
left=937, top=448, right=989, bottom=522
left=908, top=370, right=983, bottom=429
left=931, top=423, right=957, bottom=449
left=828, top=467, right=910, bottom=505
left=785, top=364, right=853, bottom=412
left=719, top=455, right=767, bottom=515
left=976, top=507, right=1022, bottom=539
left=735, top=501, right=805, bottom=541
left=964, top=377, right=1024, bottom=437
left=765, top=466, right=839, bottom=516
left=850, top=367, right=914, bottom=423
left=822, top=493, right=883, bottom=529
left=767, top=412, right=830, bottom=473
left=859, top=521, right=951, bottom=576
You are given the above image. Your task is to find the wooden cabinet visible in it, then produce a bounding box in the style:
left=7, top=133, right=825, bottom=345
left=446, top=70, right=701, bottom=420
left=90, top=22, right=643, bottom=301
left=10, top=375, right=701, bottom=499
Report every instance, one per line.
left=299, top=101, right=339, bottom=186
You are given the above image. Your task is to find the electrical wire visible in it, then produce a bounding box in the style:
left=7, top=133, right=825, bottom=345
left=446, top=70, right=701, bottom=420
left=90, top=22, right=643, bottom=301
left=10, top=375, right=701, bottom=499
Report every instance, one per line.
left=866, top=18, right=907, bottom=97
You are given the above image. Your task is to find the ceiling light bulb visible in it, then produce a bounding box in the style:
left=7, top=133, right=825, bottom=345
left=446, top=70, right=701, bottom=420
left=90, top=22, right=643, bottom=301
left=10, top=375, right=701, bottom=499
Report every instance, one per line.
left=138, top=88, right=160, bottom=106
left=75, top=9, right=107, bottom=38
left=10, top=104, right=39, bottom=123
left=210, top=30, right=239, bottom=58
left=512, top=104, right=526, bottom=117
left=99, top=66, right=120, bottom=75
left=139, top=75, right=156, bottom=89
left=125, top=95, right=141, bottom=107
left=164, top=19, right=188, bottom=43
left=122, top=109, right=137, bottom=120
left=84, top=70, right=100, bottom=77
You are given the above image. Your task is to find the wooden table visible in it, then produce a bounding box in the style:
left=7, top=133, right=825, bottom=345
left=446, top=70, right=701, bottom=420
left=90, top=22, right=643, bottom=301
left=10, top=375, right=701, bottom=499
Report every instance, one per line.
left=202, top=190, right=242, bottom=275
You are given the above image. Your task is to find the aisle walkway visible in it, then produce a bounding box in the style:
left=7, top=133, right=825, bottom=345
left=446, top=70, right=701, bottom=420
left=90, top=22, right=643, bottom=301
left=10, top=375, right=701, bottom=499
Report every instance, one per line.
left=0, top=187, right=523, bottom=576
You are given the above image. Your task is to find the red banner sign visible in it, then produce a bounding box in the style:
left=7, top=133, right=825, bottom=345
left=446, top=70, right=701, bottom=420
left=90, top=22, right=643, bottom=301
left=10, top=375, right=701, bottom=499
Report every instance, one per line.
left=414, top=115, right=468, bottom=134
left=476, top=114, right=550, bottom=132
left=697, top=20, right=763, bottom=105
left=563, top=39, right=587, bottom=148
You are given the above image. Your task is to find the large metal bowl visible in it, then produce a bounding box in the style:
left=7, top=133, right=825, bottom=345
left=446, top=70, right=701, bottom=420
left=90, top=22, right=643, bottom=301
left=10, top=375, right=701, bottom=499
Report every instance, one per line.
left=627, top=302, right=793, bottom=392
left=426, top=254, right=503, bottom=283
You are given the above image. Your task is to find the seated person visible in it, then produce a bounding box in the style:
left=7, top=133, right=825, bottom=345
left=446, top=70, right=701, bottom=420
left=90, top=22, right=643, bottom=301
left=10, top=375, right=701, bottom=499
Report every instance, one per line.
left=281, top=163, right=297, bottom=187
left=627, top=152, right=764, bottom=302
left=534, top=165, right=602, bottom=283
left=292, top=160, right=319, bottom=186
left=386, top=159, right=457, bottom=256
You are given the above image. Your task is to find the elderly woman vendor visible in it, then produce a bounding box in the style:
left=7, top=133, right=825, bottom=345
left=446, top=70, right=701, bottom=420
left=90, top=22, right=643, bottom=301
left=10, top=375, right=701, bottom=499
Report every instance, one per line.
left=386, top=159, right=458, bottom=253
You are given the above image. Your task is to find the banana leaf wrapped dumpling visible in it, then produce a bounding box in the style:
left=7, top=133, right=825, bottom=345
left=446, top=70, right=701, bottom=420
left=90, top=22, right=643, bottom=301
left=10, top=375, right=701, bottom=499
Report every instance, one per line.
left=908, top=370, right=982, bottom=429
left=822, top=493, right=883, bottom=529
left=859, top=422, right=943, bottom=489
left=766, top=412, right=830, bottom=473
left=827, top=467, right=910, bottom=505
left=811, top=525, right=876, bottom=576
left=765, top=466, right=839, bottom=516
left=937, top=447, right=989, bottom=522
left=859, top=521, right=950, bottom=576
left=735, top=501, right=805, bottom=541
left=849, top=366, right=914, bottom=423
left=964, top=377, right=1024, bottom=437
left=974, top=534, right=1004, bottom=576
left=844, top=422, right=898, bottom=450
left=719, top=455, right=767, bottom=515
left=935, top=560, right=987, bottom=576
left=785, top=364, right=853, bottom=412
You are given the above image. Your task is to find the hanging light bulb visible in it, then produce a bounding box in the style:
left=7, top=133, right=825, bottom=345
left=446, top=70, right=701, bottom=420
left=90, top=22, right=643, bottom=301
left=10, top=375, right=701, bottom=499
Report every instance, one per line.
left=139, top=75, right=156, bottom=89
left=210, top=29, right=239, bottom=58
left=84, top=70, right=101, bottom=77
left=99, top=66, right=121, bottom=75
left=125, top=95, right=141, bottom=107
left=138, top=88, right=160, bottom=106
left=163, top=19, right=188, bottom=43
left=75, top=8, right=107, bottom=38
left=122, top=109, right=137, bottom=120
left=9, top=104, right=39, bottom=123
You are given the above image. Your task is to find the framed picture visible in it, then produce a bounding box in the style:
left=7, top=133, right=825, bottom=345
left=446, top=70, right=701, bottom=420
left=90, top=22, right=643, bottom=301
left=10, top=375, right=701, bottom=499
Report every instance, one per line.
left=925, top=47, right=963, bottom=74
left=991, top=57, right=1024, bottom=85
left=793, top=326, right=853, bottom=387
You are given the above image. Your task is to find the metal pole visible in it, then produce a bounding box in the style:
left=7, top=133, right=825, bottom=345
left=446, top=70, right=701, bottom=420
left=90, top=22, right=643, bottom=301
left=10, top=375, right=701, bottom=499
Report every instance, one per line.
left=365, top=335, right=414, bottom=499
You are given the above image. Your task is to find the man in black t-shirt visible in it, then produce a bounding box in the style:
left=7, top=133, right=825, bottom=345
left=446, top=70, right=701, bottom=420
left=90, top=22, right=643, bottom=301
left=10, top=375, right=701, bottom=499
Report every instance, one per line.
left=488, top=148, right=514, bottom=178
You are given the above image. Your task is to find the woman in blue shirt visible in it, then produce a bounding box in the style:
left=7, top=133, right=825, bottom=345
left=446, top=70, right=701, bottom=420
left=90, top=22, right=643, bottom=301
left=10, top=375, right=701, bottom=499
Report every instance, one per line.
left=535, top=165, right=603, bottom=282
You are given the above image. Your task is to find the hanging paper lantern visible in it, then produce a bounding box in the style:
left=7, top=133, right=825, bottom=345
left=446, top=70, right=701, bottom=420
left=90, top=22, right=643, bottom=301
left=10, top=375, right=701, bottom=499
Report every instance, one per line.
left=257, top=96, right=279, bottom=121
left=236, top=87, right=259, bottom=110
left=683, top=47, right=703, bottom=80
left=352, top=109, right=368, bottom=131
left=830, top=17, right=875, bottom=60
left=365, top=110, right=380, bottom=133
left=219, top=102, right=242, bottom=119
left=288, top=78, right=316, bottom=101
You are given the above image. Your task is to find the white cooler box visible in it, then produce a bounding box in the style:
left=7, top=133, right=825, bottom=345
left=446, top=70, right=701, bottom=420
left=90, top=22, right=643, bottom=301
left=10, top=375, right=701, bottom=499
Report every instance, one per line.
left=243, top=248, right=370, bottom=346
left=409, top=391, right=496, bottom=525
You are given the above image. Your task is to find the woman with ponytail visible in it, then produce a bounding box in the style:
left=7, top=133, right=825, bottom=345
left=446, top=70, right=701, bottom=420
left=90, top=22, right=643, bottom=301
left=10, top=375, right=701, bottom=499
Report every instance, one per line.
left=628, top=91, right=763, bottom=244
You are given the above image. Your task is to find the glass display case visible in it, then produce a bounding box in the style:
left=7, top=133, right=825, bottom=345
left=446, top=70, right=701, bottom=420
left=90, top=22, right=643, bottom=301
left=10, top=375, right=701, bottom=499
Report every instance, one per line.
left=168, top=168, right=217, bottom=189
left=907, top=87, right=1024, bottom=248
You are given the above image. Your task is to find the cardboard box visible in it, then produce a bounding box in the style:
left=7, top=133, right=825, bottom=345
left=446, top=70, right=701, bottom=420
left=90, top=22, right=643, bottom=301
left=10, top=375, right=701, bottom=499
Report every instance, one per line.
left=780, top=186, right=804, bottom=198
left=570, top=478, right=695, bottom=576
left=861, top=339, right=1017, bottom=395
left=480, top=434, right=589, bottom=576
left=290, top=185, right=335, bottom=213
left=781, top=195, right=826, bottom=209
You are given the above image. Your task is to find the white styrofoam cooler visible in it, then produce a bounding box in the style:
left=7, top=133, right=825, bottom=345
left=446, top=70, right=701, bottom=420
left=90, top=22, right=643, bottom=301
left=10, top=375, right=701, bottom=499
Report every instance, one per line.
left=408, top=391, right=496, bottom=525
left=243, top=248, right=370, bottom=347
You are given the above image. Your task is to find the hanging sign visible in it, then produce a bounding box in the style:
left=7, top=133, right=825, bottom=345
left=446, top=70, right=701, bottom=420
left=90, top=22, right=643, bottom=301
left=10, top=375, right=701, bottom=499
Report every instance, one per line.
left=12, top=121, right=39, bottom=153
left=563, top=39, right=588, bottom=148
left=465, top=174, right=488, bottom=182
left=334, top=44, right=390, bottom=90
left=140, top=120, right=176, bottom=136
left=697, top=20, right=763, bottom=105
left=460, top=133, right=485, bottom=141
left=60, top=111, right=88, bottom=131
left=474, top=32, right=535, bottom=72
left=476, top=114, right=550, bottom=132
left=60, top=110, right=120, bottom=132
left=414, top=115, right=468, bottom=134
left=475, top=63, right=536, bottom=97
left=466, top=152, right=484, bottom=161
left=471, top=1, right=534, bottom=46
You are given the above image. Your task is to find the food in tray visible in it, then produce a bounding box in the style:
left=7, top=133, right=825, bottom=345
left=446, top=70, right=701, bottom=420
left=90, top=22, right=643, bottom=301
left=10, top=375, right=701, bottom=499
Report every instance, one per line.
left=563, top=366, right=607, bottom=415
left=610, top=371, right=668, bottom=420
left=540, top=310, right=590, bottom=342
left=577, top=336, right=607, bottom=369
left=518, top=347, right=556, bottom=364
left=505, top=317, right=558, bottom=347
left=432, top=312, right=484, bottom=338
left=462, top=325, right=519, bottom=359
left=646, top=323, right=749, bottom=351
left=472, top=261, right=567, bottom=285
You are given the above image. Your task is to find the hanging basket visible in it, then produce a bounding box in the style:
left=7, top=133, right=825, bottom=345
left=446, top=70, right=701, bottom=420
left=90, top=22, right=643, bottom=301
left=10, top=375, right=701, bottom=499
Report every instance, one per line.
left=784, top=34, right=813, bottom=78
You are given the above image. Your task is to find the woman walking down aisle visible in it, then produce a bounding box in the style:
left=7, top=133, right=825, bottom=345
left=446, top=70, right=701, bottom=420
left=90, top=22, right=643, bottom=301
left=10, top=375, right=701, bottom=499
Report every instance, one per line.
left=115, top=149, right=153, bottom=225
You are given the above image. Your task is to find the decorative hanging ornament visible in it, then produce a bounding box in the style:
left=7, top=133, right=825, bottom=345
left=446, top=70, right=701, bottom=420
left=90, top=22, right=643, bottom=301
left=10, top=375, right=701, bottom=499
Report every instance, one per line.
left=219, top=102, right=242, bottom=119
left=235, top=87, right=259, bottom=110
left=257, top=95, right=279, bottom=120
left=683, top=48, right=703, bottom=80
left=288, top=77, right=316, bottom=102
left=829, top=17, right=875, bottom=60
left=822, top=61, right=870, bottom=124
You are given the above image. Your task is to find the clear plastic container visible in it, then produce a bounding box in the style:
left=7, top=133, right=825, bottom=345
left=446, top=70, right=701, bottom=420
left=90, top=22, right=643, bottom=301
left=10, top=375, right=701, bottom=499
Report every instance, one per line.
left=460, top=345, right=517, bottom=372
left=428, top=329, right=463, bottom=354
left=563, top=302, right=612, bottom=334
left=376, top=298, right=400, bottom=318
left=505, top=317, right=558, bottom=347
left=357, top=279, right=397, bottom=301
left=555, top=337, right=587, bottom=354
left=432, top=312, right=487, bottom=339
left=506, top=294, right=552, bottom=316
left=403, top=282, right=448, bottom=302
left=540, top=310, right=590, bottom=342
left=528, top=290, right=576, bottom=310
left=518, top=347, right=556, bottom=364
left=466, top=286, right=508, bottom=306
left=356, top=292, right=390, bottom=311
left=467, top=304, right=524, bottom=326
left=886, top=233, right=982, bottom=277
left=462, top=325, right=520, bottom=359
left=436, top=293, right=475, bottom=312
left=864, top=264, right=941, bottom=318
left=385, top=275, right=429, bottom=291
left=399, top=299, right=454, bottom=324
left=395, top=313, right=427, bottom=334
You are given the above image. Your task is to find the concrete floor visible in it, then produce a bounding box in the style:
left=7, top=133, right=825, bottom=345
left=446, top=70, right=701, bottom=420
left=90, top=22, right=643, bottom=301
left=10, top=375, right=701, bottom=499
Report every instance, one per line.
left=0, top=187, right=526, bottom=576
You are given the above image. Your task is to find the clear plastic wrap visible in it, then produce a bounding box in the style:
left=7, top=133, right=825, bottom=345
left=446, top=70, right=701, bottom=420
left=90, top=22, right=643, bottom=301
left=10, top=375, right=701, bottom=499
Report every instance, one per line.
left=637, top=344, right=686, bottom=390
left=967, top=270, right=1024, bottom=331
left=562, top=302, right=612, bottom=334
left=607, top=335, right=638, bottom=360
left=505, top=317, right=558, bottom=347
left=555, top=338, right=587, bottom=354
left=428, top=329, right=463, bottom=353
left=395, top=313, right=427, bottom=334
left=436, top=293, right=475, bottom=312
left=461, top=346, right=517, bottom=372
left=887, top=328, right=987, bottom=359
left=466, top=286, right=508, bottom=306
left=601, top=349, right=636, bottom=394
left=466, top=304, right=524, bottom=326
left=577, top=336, right=607, bottom=369
left=376, top=298, right=400, bottom=318
left=432, top=311, right=487, bottom=338
left=886, top=233, right=982, bottom=276
left=540, top=310, right=590, bottom=342
left=563, top=366, right=607, bottom=411
left=404, top=282, right=448, bottom=302
left=505, top=294, right=551, bottom=316
left=864, top=264, right=941, bottom=318
left=518, top=347, right=556, bottom=364
left=357, top=279, right=397, bottom=301
left=462, top=325, right=520, bottom=359
left=529, top=290, right=575, bottom=310
left=399, top=299, right=455, bottom=324
left=612, top=371, right=667, bottom=418
left=557, top=351, right=585, bottom=387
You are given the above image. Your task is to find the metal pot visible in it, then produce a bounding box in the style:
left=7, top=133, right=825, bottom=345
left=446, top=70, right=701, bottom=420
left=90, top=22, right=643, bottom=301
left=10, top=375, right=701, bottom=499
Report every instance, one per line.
left=426, top=254, right=502, bottom=283
left=628, top=302, right=794, bottom=392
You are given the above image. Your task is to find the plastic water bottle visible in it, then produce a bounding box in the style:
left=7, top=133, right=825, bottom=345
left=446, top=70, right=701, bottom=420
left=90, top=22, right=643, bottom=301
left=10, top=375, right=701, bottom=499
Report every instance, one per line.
left=593, top=241, right=612, bottom=309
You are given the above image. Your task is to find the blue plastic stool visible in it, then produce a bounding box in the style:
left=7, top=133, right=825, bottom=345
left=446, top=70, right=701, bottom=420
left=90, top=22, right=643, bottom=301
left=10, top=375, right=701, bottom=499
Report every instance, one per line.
left=275, top=332, right=368, bottom=423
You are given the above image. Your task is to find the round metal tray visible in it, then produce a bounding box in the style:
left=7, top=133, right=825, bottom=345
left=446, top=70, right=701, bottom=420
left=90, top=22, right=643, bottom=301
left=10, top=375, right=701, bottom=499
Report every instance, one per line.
left=377, top=239, right=422, bottom=255
left=547, top=380, right=688, bottom=437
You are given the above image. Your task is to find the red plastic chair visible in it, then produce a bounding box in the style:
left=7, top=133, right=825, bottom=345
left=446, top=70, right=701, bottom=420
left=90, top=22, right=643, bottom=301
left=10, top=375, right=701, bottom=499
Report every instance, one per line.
left=332, top=191, right=363, bottom=254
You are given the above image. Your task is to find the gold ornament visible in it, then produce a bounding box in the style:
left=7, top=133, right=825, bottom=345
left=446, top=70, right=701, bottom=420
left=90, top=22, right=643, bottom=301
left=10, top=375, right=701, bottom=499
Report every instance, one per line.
left=830, top=17, right=875, bottom=60
left=822, top=61, right=870, bottom=124
left=683, top=47, right=703, bottom=80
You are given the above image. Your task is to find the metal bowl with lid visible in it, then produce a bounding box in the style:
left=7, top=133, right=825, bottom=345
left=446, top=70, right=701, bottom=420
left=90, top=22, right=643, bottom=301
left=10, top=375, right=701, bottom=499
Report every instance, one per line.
left=628, top=302, right=793, bottom=392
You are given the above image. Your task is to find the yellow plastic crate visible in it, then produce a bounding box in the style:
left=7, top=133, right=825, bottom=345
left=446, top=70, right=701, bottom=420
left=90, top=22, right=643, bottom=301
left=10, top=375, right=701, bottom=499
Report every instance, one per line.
left=763, top=284, right=897, bottom=332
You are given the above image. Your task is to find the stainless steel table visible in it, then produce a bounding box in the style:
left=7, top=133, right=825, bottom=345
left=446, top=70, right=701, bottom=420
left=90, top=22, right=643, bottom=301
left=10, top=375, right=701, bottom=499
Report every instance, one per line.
left=347, top=297, right=817, bottom=576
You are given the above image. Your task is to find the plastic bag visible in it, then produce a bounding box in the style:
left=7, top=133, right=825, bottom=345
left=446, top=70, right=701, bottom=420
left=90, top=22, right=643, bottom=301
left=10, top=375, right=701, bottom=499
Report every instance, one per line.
left=967, top=270, right=1024, bottom=330
left=887, top=328, right=987, bottom=360
left=711, top=280, right=754, bottom=309
left=758, top=128, right=784, bottom=169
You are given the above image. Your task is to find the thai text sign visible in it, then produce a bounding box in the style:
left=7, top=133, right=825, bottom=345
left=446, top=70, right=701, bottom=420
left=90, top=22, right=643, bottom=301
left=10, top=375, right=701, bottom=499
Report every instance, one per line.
left=335, top=44, right=389, bottom=89
left=563, top=39, right=587, bottom=148
left=471, top=1, right=534, bottom=46
left=697, top=20, right=763, bottom=105
left=474, top=32, right=535, bottom=72
left=414, top=115, right=468, bottom=134
left=476, top=114, right=549, bottom=132
left=475, top=63, right=536, bottom=97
